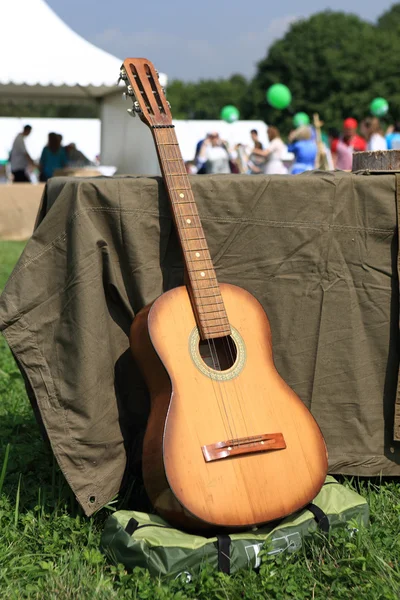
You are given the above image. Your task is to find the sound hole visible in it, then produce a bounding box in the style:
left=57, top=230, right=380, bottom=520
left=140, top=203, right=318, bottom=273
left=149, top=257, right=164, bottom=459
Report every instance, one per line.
left=198, top=336, right=238, bottom=372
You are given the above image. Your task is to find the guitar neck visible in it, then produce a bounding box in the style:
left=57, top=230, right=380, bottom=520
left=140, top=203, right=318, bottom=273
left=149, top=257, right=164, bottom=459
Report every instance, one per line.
left=152, top=126, right=230, bottom=340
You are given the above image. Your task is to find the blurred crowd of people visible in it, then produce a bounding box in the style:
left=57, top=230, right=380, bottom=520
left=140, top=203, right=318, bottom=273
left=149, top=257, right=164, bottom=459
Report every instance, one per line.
left=8, top=124, right=93, bottom=183
left=8, top=116, right=400, bottom=184
left=185, top=116, right=398, bottom=176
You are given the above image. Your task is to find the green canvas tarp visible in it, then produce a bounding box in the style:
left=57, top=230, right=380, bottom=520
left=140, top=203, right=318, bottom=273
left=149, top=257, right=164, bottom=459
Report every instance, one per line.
left=0, top=171, right=399, bottom=517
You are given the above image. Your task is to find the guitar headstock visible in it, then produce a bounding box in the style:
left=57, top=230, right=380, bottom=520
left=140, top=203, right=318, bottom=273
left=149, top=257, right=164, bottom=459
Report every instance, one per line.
left=119, top=58, right=172, bottom=128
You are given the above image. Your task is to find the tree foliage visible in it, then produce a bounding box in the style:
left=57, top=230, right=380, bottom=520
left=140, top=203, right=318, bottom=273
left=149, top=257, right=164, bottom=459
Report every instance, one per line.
left=252, top=10, right=400, bottom=132
left=166, top=75, right=250, bottom=120
left=377, top=3, right=400, bottom=32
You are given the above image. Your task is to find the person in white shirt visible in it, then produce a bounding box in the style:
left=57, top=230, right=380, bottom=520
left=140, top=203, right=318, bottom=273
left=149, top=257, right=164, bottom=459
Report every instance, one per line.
left=250, top=126, right=288, bottom=174
left=360, top=118, right=387, bottom=152
left=197, top=132, right=231, bottom=174
left=10, top=125, right=34, bottom=182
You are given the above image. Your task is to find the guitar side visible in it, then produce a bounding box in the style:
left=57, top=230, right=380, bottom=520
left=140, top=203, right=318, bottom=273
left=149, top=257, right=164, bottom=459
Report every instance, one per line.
left=130, top=303, right=205, bottom=531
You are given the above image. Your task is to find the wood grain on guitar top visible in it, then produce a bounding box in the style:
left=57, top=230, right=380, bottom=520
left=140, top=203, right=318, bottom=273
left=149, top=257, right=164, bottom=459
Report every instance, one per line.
left=130, top=283, right=328, bottom=532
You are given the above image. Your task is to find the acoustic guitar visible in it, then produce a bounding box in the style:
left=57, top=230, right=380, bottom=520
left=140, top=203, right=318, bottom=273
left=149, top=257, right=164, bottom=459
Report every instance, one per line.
left=120, top=58, right=328, bottom=532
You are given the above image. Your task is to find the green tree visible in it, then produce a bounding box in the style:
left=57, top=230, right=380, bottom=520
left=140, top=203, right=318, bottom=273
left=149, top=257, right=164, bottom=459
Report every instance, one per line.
left=252, top=10, right=400, bottom=133
left=377, top=3, right=400, bottom=32
left=166, top=74, right=250, bottom=120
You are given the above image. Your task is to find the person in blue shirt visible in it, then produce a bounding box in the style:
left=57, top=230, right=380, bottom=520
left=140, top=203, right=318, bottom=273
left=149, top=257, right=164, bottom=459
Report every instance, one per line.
left=287, top=126, right=317, bottom=174
left=386, top=122, right=400, bottom=150
left=39, top=132, right=67, bottom=182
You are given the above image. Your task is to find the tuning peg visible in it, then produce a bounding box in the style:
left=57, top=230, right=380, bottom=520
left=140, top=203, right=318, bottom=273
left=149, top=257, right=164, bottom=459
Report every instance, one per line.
left=117, top=68, right=128, bottom=85
left=156, top=70, right=159, bottom=79
left=127, top=108, right=136, bottom=118
left=133, top=101, right=141, bottom=113
left=167, top=101, right=171, bottom=108
left=122, top=92, right=127, bottom=100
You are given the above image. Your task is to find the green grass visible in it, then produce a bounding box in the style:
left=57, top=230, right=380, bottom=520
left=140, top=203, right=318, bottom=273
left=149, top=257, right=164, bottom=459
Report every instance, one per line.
left=1, top=241, right=400, bottom=598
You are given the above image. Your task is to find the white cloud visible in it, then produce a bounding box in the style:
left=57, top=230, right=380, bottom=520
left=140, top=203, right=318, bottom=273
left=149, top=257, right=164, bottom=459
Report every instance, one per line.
left=89, top=16, right=299, bottom=81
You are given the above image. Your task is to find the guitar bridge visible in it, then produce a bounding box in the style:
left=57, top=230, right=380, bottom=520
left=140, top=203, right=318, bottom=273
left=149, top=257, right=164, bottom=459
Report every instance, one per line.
left=202, top=433, right=286, bottom=463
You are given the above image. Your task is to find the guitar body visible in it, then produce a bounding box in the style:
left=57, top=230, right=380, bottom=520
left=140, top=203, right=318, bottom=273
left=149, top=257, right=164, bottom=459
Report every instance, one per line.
left=130, top=283, right=328, bottom=531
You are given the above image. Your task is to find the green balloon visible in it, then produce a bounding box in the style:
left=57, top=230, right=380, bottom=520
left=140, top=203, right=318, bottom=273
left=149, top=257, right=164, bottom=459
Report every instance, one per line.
left=293, top=112, right=310, bottom=127
left=220, top=105, right=240, bottom=123
left=370, top=97, right=389, bottom=117
left=266, top=84, right=292, bottom=110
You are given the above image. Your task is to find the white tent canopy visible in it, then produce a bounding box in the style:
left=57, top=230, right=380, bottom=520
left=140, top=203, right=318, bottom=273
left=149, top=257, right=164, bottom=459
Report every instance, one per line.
left=0, top=0, right=167, bottom=101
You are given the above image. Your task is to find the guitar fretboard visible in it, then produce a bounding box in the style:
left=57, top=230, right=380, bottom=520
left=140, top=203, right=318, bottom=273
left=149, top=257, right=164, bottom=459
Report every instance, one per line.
left=153, top=126, right=230, bottom=340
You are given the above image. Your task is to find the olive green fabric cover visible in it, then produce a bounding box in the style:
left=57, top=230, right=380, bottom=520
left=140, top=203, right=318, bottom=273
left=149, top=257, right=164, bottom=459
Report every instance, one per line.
left=101, top=477, right=369, bottom=578
left=0, top=172, right=399, bottom=517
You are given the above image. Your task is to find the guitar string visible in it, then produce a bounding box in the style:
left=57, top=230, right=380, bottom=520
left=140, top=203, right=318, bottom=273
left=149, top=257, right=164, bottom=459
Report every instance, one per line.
left=154, top=123, right=237, bottom=443
left=157, top=125, right=238, bottom=442
left=163, top=125, right=251, bottom=443
left=163, top=125, right=252, bottom=445
left=157, top=126, right=238, bottom=443
left=161, top=124, right=249, bottom=445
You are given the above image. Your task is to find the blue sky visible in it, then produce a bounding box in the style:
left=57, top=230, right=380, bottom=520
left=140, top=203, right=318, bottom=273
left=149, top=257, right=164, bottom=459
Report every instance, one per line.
left=47, top=0, right=395, bottom=81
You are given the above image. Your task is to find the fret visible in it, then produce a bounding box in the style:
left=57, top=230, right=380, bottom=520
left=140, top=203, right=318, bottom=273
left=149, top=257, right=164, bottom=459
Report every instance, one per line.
left=202, top=320, right=231, bottom=329
left=191, top=267, right=215, bottom=273
left=197, top=303, right=225, bottom=312
left=198, top=317, right=229, bottom=325
left=203, top=331, right=232, bottom=340
left=198, top=313, right=227, bottom=322
left=165, top=171, right=189, bottom=177
left=168, top=187, right=192, bottom=191
left=190, top=281, right=220, bottom=291
left=178, top=226, right=205, bottom=234
left=191, top=286, right=220, bottom=294
left=204, top=322, right=231, bottom=337
left=185, top=258, right=213, bottom=266
left=192, top=290, right=223, bottom=300
left=181, top=235, right=207, bottom=242
left=196, top=301, right=226, bottom=310
left=190, top=277, right=220, bottom=296
left=193, top=292, right=221, bottom=297
left=197, top=312, right=227, bottom=321
left=181, top=241, right=209, bottom=251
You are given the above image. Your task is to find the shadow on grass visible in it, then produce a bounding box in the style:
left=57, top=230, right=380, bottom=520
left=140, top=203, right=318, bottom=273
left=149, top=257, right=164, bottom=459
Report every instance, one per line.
left=0, top=409, right=84, bottom=517
left=0, top=405, right=152, bottom=523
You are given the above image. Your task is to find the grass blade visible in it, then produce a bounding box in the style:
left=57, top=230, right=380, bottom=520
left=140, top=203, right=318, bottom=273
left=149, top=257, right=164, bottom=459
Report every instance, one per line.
left=14, top=474, right=21, bottom=527
left=0, top=443, right=11, bottom=495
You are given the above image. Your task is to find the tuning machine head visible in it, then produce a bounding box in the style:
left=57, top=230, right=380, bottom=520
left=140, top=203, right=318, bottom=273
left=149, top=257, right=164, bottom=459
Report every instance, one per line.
left=117, top=67, right=128, bottom=85
left=127, top=101, right=142, bottom=118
